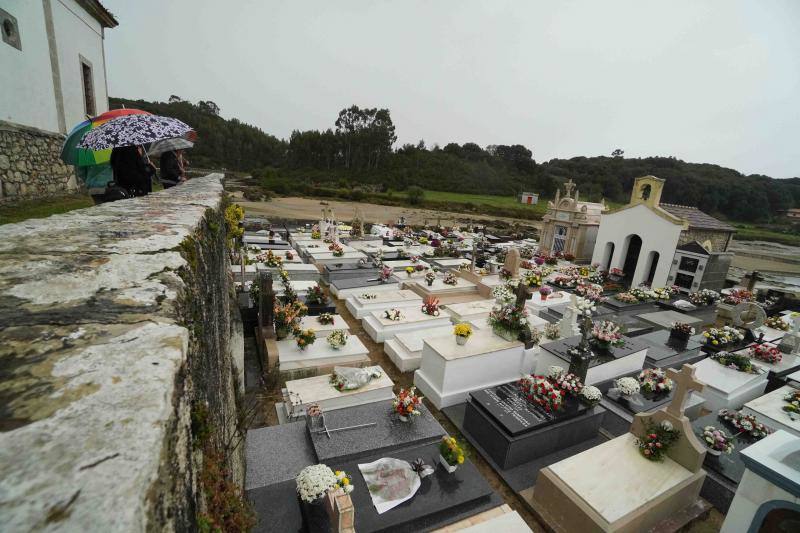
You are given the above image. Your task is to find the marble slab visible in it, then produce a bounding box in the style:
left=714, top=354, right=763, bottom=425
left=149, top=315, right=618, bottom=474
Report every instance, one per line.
left=410, top=278, right=478, bottom=296
left=381, top=259, right=431, bottom=270
left=330, top=277, right=399, bottom=299
left=258, top=262, right=320, bottom=282
left=230, top=263, right=257, bottom=282
left=296, top=314, right=350, bottom=333
left=742, top=385, right=800, bottom=438
left=362, top=307, right=452, bottom=343
left=309, top=400, right=445, bottom=462
left=692, top=357, right=768, bottom=412
left=245, top=422, right=316, bottom=489
left=384, top=325, right=457, bottom=372
left=536, top=335, right=649, bottom=385
left=444, top=299, right=497, bottom=323
left=636, top=330, right=705, bottom=367
left=736, top=344, right=800, bottom=375
left=525, top=290, right=573, bottom=313
left=345, top=289, right=423, bottom=319
left=636, top=309, right=703, bottom=329
left=277, top=335, right=370, bottom=373
left=274, top=280, right=317, bottom=297
left=432, top=258, right=472, bottom=268
left=283, top=366, right=394, bottom=415
left=310, top=252, right=368, bottom=265
left=457, top=510, right=532, bottom=533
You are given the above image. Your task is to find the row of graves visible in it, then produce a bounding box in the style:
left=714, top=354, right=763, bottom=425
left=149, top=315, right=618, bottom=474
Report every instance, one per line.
left=235, top=215, right=800, bottom=532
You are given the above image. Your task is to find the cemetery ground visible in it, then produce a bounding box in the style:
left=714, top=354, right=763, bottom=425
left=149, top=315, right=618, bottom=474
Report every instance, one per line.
left=0, top=193, right=93, bottom=225
left=242, top=272, right=725, bottom=532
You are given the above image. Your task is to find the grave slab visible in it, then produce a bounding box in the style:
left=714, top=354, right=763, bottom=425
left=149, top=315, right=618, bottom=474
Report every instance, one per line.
left=525, top=290, right=572, bottom=314
left=274, top=280, right=317, bottom=298
left=282, top=366, right=395, bottom=417
left=258, top=262, right=320, bottom=282
left=742, top=385, right=800, bottom=438
left=409, top=278, right=479, bottom=298
left=536, top=335, right=649, bottom=385
left=362, top=307, right=452, bottom=343
left=384, top=325, right=457, bottom=372
left=443, top=299, right=497, bottom=323
left=635, top=329, right=706, bottom=368
left=296, top=313, right=350, bottom=333
left=245, top=422, right=315, bottom=489
left=322, top=263, right=380, bottom=284
left=277, top=335, right=370, bottom=376
left=692, top=357, right=768, bottom=412
left=330, top=277, right=399, bottom=299
left=310, top=252, right=368, bottom=266
left=345, top=290, right=423, bottom=319
left=636, top=309, right=704, bottom=329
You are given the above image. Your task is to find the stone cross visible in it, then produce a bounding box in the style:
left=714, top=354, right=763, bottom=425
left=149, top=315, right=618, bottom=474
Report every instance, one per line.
left=665, top=364, right=705, bottom=418
left=744, top=270, right=764, bottom=293
left=563, top=179, right=576, bottom=198
left=557, top=294, right=581, bottom=338
left=257, top=271, right=275, bottom=338
left=504, top=247, right=521, bottom=279
left=514, top=281, right=529, bottom=310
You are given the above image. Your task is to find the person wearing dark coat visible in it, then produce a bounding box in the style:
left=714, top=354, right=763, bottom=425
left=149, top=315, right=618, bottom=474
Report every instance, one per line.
left=110, top=145, right=153, bottom=196
left=159, top=150, right=184, bottom=188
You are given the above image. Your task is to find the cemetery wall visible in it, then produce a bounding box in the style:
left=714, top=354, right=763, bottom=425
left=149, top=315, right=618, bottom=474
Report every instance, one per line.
left=0, top=174, right=245, bottom=531
left=678, top=228, right=734, bottom=253
left=0, top=119, right=79, bottom=202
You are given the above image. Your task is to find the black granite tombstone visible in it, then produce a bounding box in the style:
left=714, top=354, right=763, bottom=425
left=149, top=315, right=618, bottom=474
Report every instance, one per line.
left=636, top=330, right=706, bottom=369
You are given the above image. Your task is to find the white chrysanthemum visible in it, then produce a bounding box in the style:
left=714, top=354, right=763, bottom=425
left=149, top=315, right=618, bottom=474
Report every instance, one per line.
left=296, top=464, right=339, bottom=503
left=547, top=365, right=565, bottom=379
left=580, top=385, right=602, bottom=402
left=615, top=376, right=640, bottom=396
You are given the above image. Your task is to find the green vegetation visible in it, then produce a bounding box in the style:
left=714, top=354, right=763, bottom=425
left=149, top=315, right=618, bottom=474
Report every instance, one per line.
left=731, top=223, right=800, bottom=246
left=0, top=195, right=93, bottom=225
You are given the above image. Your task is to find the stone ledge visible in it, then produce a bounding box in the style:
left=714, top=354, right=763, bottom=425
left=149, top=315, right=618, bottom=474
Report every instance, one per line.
left=0, top=175, right=227, bottom=531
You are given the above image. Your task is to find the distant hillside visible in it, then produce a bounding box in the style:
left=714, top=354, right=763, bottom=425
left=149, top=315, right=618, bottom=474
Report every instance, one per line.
left=111, top=97, right=799, bottom=222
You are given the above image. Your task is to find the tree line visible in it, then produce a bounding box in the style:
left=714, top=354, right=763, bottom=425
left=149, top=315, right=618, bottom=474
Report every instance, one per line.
left=109, top=97, right=799, bottom=222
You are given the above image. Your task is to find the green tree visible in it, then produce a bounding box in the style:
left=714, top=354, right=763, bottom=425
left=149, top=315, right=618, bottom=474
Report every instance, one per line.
left=406, top=186, right=425, bottom=205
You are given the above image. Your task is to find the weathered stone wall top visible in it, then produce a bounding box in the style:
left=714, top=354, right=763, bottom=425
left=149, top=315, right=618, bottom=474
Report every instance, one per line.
left=0, top=175, right=224, bottom=531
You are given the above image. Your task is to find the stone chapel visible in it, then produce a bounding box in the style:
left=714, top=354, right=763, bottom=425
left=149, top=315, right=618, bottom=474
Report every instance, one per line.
left=538, top=179, right=607, bottom=262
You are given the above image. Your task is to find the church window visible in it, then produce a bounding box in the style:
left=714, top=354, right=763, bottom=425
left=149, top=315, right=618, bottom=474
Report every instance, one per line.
left=80, top=57, right=95, bottom=116
left=640, top=184, right=651, bottom=201
left=0, top=9, right=21, bottom=51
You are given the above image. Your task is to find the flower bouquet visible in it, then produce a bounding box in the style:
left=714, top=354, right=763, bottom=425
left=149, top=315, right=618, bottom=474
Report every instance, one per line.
left=274, top=301, right=307, bottom=339
left=575, top=296, right=596, bottom=317
left=750, top=343, right=782, bottom=365
left=259, top=250, right=283, bottom=267
left=635, top=419, right=680, bottom=461
left=711, top=351, right=761, bottom=374
left=383, top=308, right=404, bottom=322
left=575, top=281, right=604, bottom=303
left=549, top=367, right=584, bottom=397
left=317, top=312, right=335, bottom=325
left=285, top=250, right=294, bottom=260
left=334, top=470, right=354, bottom=494
left=718, top=409, right=772, bottom=440
left=580, top=385, right=602, bottom=405
left=296, top=464, right=339, bottom=503
left=520, top=260, right=534, bottom=270
left=379, top=265, right=393, bottom=282
left=782, top=390, right=800, bottom=418
left=689, top=289, right=720, bottom=306
left=670, top=322, right=695, bottom=343
left=765, top=315, right=790, bottom=331
left=488, top=302, right=529, bottom=341
left=330, top=243, right=345, bottom=257
left=311, top=230, right=321, bottom=240
left=638, top=368, right=674, bottom=395
left=524, top=272, right=543, bottom=288
left=703, top=326, right=744, bottom=347
left=539, top=285, right=553, bottom=301
left=424, top=271, right=436, bottom=286
left=699, top=426, right=734, bottom=456
left=491, top=284, right=515, bottom=304
left=360, top=292, right=377, bottom=300
left=517, top=375, right=564, bottom=412
left=614, top=376, right=641, bottom=397
left=545, top=254, right=559, bottom=265
left=442, top=271, right=458, bottom=286
left=421, top=296, right=441, bottom=316
left=393, top=387, right=423, bottom=421
left=534, top=256, right=545, bottom=266
left=608, top=267, right=625, bottom=280
left=326, top=329, right=349, bottom=350
left=591, top=320, right=625, bottom=350
left=499, top=267, right=513, bottom=281
left=306, top=284, right=329, bottom=306
left=628, top=287, right=653, bottom=302
left=553, top=274, right=578, bottom=289
left=722, top=289, right=754, bottom=305
left=453, top=323, right=473, bottom=345
left=615, top=292, right=639, bottom=304
left=544, top=322, right=560, bottom=340
left=439, top=436, right=466, bottom=473
left=295, top=328, right=316, bottom=350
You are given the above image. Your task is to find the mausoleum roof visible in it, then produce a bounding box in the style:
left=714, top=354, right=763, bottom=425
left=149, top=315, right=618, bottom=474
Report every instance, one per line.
left=660, top=204, right=736, bottom=232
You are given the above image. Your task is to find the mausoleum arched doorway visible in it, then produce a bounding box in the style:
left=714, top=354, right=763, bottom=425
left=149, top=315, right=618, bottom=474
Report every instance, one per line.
left=644, top=251, right=660, bottom=286
left=602, top=242, right=615, bottom=271
left=621, top=234, right=642, bottom=287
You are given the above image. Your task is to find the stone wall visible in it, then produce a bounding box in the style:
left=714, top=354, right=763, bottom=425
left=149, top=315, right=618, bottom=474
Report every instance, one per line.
left=0, top=119, right=78, bottom=202
left=0, top=174, right=245, bottom=531
left=678, top=228, right=734, bottom=253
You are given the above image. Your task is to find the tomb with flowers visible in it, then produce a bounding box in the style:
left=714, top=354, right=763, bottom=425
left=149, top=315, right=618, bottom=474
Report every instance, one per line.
left=344, top=289, right=423, bottom=319
left=691, top=352, right=769, bottom=412
left=362, top=301, right=452, bottom=343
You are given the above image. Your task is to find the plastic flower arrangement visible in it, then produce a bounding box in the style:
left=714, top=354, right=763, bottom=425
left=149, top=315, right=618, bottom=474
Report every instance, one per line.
left=360, top=292, right=377, bottom=300
left=295, top=328, right=316, bottom=350
left=614, top=376, right=641, bottom=397
left=311, top=230, right=321, bottom=240
left=393, top=387, right=423, bottom=417
left=553, top=274, right=578, bottom=288
left=520, top=260, right=534, bottom=270
left=326, top=329, right=349, bottom=350
left=259, top=250, right=283, bottom=267
left=488, top=302, right=529, bottom=336
left=699, top=426, right=734, bottom=455
left=379, top=266, right=394, bottom=282
left=524, top=272, right=543, bottom=288
left=638, top=368, right=674, bottom=395
left=652, top=286, right=678, bottom=300
left=439, top=436, right=466, bottom=467
left=614, top=292, right=639, bottom=304
left=279, top=269, right=291, bottom=283
left=782, top=390, right=800, bottom=416
left=591, top=320, right=625, bottom=348
left=334, top=470, right=354, bottom=494
left=609, top=267, right=624, bottom=277
left=499, top=267, right=513, bottom=281
left=383, top=308, right=405, bottom=321
left=421, top=296, right=441, bottom=316
left=628, top=287, right=653, bottom=302
left=688, top=289, right=720, bottom=306
left=635, top=419, right=680, bottom=462
left=330, top=243, right=345, bottom=257
left=539, top=285, right=553, bottom=298
left=415, top=264, right=425, bottom=272
left=718, top=409, right=772, bottom=440
left=670, top=322, right=696, bottom=336
left=703, top=326, right=744, bottom=346
left=491, top=284, right=515, bottom=304
left=306, top=284, right=329, bottom=305
left=296, top=464, right=339, bottom=503
left=544, top=322, right=561, bottom=340
left=454, top=323, right=473, bottom=338
left=575, top=281, right=604, bottom=302
left=274, top=301, right=305, bottom=330
left=424, top=271, right=437, bottom=284
left=750, top=343, right=782, bottom=365
left=765, top=315, right=790, bottom=331
left=410, top=255, right=420, bottom=263
left=551, top=369, right=584, bottom=397
left=405, top=266, right=415, bottom=276
left=580, top=385, right=602, bottom=405
left=722, top=289, right=754, bottom=305
left=418, top=236, right=429, bottom=245
left=575, top=296, right=596, bottom=317
left=317, top=312, right=335, bottom=325
left=517, top=375, right=564, bottom=412
left=711, top=351, right=760, bottom=374
left=442, top=272, right=458, bottom=286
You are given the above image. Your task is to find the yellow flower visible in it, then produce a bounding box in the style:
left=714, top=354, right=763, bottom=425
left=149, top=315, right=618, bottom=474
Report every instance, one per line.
left=457, top=455, right=464, bottom=464
left=342, top=478, right=350, bottom=485
left=712, top=340, right=719, bottom=345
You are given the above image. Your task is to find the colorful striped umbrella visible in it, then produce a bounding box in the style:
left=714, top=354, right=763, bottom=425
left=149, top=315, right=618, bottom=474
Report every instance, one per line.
left=60, top=108, right=151, bottom=166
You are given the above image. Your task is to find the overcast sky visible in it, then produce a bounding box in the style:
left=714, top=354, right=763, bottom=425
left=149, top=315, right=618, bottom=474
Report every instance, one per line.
left=104, top=0, right=799, bottom=179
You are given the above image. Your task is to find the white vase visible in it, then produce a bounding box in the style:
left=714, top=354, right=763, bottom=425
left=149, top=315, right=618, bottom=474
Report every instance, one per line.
left=456, top=335, right=469, bottom=346
left=398, top=414, right=409, bottom=423
left=439, top=454, right=458, bottom=473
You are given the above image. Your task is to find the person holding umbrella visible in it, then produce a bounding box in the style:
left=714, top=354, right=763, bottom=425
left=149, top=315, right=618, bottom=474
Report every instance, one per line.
left=110, top=145, right=156, bottom=196
left=159, top=149, right=185, bottom=188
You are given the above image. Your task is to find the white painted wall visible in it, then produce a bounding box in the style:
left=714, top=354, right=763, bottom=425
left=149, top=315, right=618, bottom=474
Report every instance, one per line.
left=51, top=0, right=108, bottom=129
left=591, top=204, right=682, bottom=287
left=0, top=1, right=60, bottom=131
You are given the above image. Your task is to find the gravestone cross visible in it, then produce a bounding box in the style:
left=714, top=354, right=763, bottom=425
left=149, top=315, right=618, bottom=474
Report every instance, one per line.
left=665, top=364, right=705, bottom=418
left=744, top=270, right=764, bottom=293
left=257, top=271, right=276, bottom=338
left=504, top=247, right=521, bottom=279
left=514, top=281, right=529, bottom=310
left=471, top=240, right=477, bottom=273
left=557, top=294, right=581, bottom=338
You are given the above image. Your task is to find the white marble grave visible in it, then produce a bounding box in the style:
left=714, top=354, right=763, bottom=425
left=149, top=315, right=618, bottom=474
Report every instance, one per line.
left=525, top=290, right=572, bottom=314
left=410, top=277, right=478, bottom=296
left=414, top=329, right=538, bottom=409
left=274, top=280, right=318, bottom=298
left=258, top=262, right=320, bottom=282
left=282, top=366, right=394, bottom=417
left=330, top=281, right=399, bottom=300
left=692, top=357, right=768, bottom=412
left=277, top=335, right=370, bottom=374
left=345, top=290, right=423, bottom=319
left=296, top=314, right=350, bottom=333
left=309, top=251, right=368, bottom=266
left=384, top=325, right=455, bottom=372
left=742, top=385, right=800, bottom=438
left=444, top=299, right=497, bottom=323
left=362, top=306, right=452, bottom=343
left=535, top=341, right=648, bottom=385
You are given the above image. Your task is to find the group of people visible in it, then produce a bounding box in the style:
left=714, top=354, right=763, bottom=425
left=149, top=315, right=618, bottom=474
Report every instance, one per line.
left=108, top=146, right=189, bottom=198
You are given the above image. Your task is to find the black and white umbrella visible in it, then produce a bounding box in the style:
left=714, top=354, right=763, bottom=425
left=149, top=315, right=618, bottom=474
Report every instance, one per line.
left=77, top=114, right=194, bottom=150
left=148, top=137, right=194, bottom=156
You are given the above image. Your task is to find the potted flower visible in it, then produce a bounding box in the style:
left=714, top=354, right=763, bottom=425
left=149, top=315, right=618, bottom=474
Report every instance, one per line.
left=539, top=285, right=553, bottom=302
left=311, top=230, right=321, bottom=240
left=613, top=376, right=641, bottom=398
left=421, top=296, right=441, bottom=316
left=635, top=419, right=680, bottom=461
left=296, top=464, right=340, bottom=530
left=669, top=322, right=695, bottom=343
left=317, top=312, right=335, bottom=325
left=305, top=283, right=329, bottom=307
left=274, top=301, right=305, bottom=340
left=525, top=271, right=543, bottom=289
left=333, top=469, right=354, bottom=495
left=751, top=343, right=782, bottom=365
left=491, top=284, right=515, bottom=304
left=285, top=250, right=294, bottom=260
left=439, top=436, right=466, bottom=473
left=499, top=267, right=513, bottom=281
left=782, top=390, right=800, bottom=417
left=488, top=302, right=529, bottom=341
left=579, top=385, right=602, bottom=405
left=544, top=322, right=561, bottom=340
left=443, top=272, right=458, bottom=286
left=638, top=368, right=674, bottom=395
left=534, top=256, right=545, bottom=266
left=699, top=426, right=734, bottom=456
left=590, top=320, right=625, bottom=351
left=424, top=271, right=436, bottom=287
left=326, top=329, right=349, bottom=350
left=295, top=328, right=316, bottom=350
left=393, top=387, right=423, bottom=422
left=404, top=266, right=414, bottom=277
left=453, top=323, right=473, bottom=345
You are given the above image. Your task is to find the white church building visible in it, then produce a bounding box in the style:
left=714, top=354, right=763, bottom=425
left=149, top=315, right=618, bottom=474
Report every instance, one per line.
left=0, top=0, right=117, bottom=201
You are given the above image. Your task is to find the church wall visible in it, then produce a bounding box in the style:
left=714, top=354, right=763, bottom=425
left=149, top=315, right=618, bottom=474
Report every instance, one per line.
left=678, top=229, right=733, bottom=253
left=592, top=204, right=682, bottom=287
